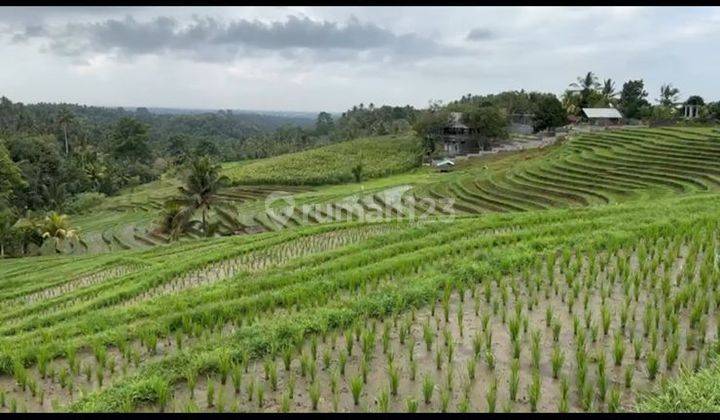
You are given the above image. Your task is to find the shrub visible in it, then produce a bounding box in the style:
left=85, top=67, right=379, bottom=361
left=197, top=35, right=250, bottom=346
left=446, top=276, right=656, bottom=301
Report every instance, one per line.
left=65, top=192, right=106, bottom=214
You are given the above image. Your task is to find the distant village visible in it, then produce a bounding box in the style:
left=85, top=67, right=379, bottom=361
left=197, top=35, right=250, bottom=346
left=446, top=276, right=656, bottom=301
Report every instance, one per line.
left=420, top=72, right=718, bottom=168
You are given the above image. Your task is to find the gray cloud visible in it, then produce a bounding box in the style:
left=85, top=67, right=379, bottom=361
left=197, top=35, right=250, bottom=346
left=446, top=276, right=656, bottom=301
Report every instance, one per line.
left=11, top=25, right=48, bottom=42
left=14, top=14, right=460, bottom=63
left=1, top=7, right=718, bottom=113
left=466, top=28, right=494, bottom=41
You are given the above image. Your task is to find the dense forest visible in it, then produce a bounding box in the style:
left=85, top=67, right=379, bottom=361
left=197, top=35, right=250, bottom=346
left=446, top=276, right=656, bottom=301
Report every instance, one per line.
left=0, top=96, right=420, bottom=220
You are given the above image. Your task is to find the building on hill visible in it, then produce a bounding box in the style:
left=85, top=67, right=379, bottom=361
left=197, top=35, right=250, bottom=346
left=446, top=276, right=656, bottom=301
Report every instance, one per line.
left=581, top=108, right=623, bottom=125
left=682, top=96, right=705, bottom=119
left=440, top=112, right=480, bottom=156
left=681, top=103, right=700, bottom=119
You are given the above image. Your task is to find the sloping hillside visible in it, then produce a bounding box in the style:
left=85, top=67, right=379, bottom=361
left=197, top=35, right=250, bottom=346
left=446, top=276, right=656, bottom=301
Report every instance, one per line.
left=63, top=127, right=720, bottom=256
left=223, top=133, right=423, bottom=185
left=415, top=127, right=720, bottom=214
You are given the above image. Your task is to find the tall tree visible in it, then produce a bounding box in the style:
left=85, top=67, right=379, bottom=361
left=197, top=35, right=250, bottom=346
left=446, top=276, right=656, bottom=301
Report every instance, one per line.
left=413, top=110, right=449, bottom=159
left=619, top=80, right=650, bottom=119
left=14, top=217, right=42, bottom=255
left=56, top=107, right=76, bottom=156
left=532, top=96, right=568, bottom=133
left=463, top=106, right=509, bottom=151
left=111, top=117, right=152, bottom=163
left=168, top=156, right=232, bottom=238
left=165, top=134, right=191, bottom=166
left=0, top=208, right=18, bottom=258
left=600, top=79, right=618, bottom=106
left=658, top=84, right=680, bottom=106
left=569, top=72, right=600, bottom=108
left=315, top=112, right=335, bottom=136
left=0, top=142, right=25, bottom=205
left=195, top=138, right=220, bottom=158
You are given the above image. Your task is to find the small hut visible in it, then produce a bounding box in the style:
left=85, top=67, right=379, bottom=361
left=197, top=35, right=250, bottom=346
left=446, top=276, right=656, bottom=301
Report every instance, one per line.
left=434, top=158, right=455, bottom=172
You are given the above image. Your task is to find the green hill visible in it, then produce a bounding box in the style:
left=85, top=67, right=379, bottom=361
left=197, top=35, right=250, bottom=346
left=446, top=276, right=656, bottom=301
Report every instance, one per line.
left=222, top=133, right=423, bottom=185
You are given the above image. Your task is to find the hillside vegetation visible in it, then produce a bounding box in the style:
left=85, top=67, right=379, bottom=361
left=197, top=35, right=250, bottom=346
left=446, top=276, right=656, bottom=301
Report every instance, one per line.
left=223, top=133, right=423, bottom=185
left=1, top=125, right=720, bottom=413
left=46, top=127, right=720, bottom=257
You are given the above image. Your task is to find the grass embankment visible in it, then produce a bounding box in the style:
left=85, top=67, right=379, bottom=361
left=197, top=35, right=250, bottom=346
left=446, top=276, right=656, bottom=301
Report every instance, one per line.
left=223, top=133, right=423, bottom=186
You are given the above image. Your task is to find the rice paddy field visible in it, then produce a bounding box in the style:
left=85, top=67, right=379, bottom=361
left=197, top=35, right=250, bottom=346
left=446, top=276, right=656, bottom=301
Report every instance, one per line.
left=1, top=126, right=720, bottom=412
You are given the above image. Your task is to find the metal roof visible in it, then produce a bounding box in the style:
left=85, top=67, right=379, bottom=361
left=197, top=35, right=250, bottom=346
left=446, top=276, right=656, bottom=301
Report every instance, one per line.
left=581, top=108, right=623, bottom=119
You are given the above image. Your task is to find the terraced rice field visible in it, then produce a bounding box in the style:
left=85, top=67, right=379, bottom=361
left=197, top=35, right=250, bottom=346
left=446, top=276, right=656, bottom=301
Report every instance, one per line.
left=68, top=127, right=720, bottom=257
left=413, top=127, right=720, bottom=215
left=70, top=184, right=312, bottom=255
left=2, top=125, right=719, bottom=413
left=0, top=191, right=719, bottom=412
left=217, top=127, right=720, bottom=232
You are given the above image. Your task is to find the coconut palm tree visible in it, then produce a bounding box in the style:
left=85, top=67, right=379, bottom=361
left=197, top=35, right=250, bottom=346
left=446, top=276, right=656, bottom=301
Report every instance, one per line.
left=569, top=72, right=600, bottom=109
left=658, top=84, right=680, bottom=106
left=600, top=79, right=618, bottom=106
left=167, top=156, right=234, bottom=238
left=570, top=72, right=600, bottom=93
left=40, top=212, right=85, bottom=253
left=158, top=202, right=200, bottom=240
left=57, top=107, right=75, bottom=156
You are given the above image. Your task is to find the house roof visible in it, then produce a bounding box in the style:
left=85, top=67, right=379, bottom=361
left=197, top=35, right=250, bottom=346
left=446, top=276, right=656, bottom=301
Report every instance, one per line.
left=581, top=108, right=623, bottom=119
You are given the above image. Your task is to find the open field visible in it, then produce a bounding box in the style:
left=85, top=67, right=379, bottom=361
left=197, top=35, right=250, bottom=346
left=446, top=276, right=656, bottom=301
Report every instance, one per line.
left=0, top=191, right=719, bottom=412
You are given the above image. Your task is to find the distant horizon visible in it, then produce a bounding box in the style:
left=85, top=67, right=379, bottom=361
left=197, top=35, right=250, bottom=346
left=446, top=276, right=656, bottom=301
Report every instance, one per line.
left=0, top=95, right=330, bottom=117
left=1, top=94, right=427, bottom=116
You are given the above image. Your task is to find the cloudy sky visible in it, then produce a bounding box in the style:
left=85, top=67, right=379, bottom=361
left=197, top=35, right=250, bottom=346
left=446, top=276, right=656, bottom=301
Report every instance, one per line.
left=1, top=6, right=719, bottom=112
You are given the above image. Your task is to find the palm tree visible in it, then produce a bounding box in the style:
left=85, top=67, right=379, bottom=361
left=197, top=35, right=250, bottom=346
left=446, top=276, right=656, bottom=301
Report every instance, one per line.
left=168, top=156, right=233, bottom=238
left=40, top=212, right=85, bottom=253
left=570, top=72, right=600, bottom=92
left=158, top=203, right=199, bottom=240
left=600, top=79, right=618, bottom=106
left=658, top=84, right=680, bottom=106
left=57, top=107, right=76, bottom=156
left=569, top=72, right=600, bottom=108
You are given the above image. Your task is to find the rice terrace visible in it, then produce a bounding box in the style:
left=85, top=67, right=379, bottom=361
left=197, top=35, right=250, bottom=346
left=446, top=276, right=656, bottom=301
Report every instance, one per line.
left=1, top=5, right=720, bottom=414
